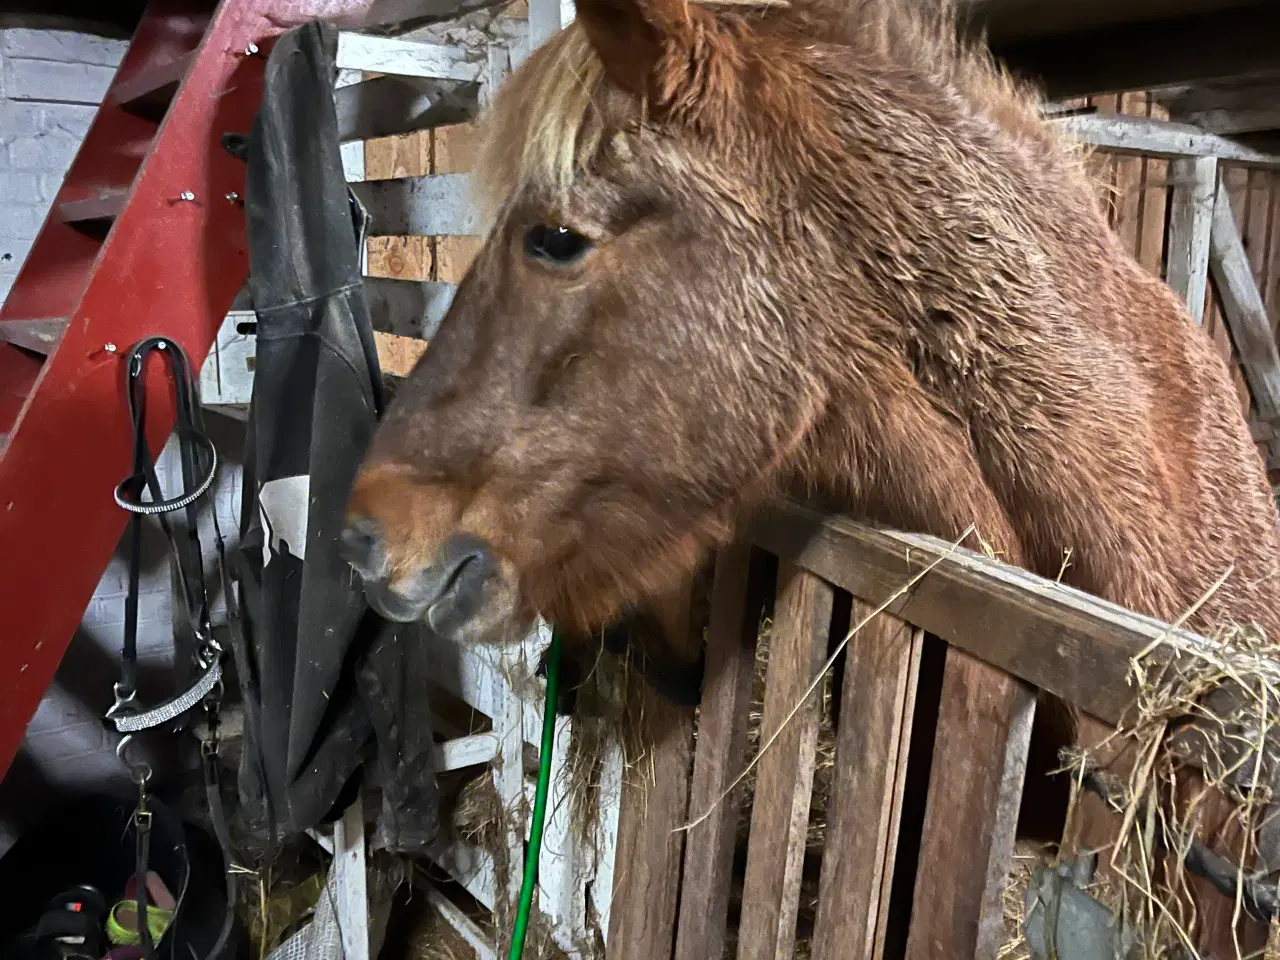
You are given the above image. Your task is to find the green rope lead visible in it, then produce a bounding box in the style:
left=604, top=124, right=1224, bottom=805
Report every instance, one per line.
left=508, top=626, right=563, bottom=960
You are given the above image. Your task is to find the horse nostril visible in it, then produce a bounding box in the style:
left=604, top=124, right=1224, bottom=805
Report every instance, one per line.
left=437, top=533, right=495, bottom=594
left=340, top=516, right=390, bottom=581
left=426, top=533, right=498, bottom=635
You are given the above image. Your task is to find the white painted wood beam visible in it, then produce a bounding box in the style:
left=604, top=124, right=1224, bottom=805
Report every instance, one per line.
left=333, top=796, right=371, bottom=960
left=335, top=32, right=482, bottom=84
left=434, top=732, right=500, bottom=772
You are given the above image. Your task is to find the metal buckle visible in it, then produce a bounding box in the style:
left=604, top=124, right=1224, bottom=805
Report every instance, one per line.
left=116, top=734, right=153, bottom=787
left=108, top=683, right=138, bottom=716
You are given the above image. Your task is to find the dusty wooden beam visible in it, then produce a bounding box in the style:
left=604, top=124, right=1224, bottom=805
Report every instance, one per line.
left=1165, top=156, right=1217, bottom=322
left=1050, top=112, right=1280, bottom=169
left=1208, top=185, right=1280, bottom=431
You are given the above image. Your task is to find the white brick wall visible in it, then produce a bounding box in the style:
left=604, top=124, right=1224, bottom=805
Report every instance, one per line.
left=0, top=25, right=247, bottom=855
left=0, top=26, right=126, bottom=303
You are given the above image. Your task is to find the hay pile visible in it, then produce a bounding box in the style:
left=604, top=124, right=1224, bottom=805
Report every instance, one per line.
left=1004, top=618, right=1280, bottom=959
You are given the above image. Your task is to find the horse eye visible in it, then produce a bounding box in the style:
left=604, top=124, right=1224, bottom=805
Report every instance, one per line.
left=525, top=224, right=591, bottom=264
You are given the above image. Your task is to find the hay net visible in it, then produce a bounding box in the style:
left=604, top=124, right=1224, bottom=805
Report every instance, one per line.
left=1009, top=619, right=1280, bottom=960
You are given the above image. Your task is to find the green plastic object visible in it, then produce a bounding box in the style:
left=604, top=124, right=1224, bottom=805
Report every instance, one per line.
left=508, top=627, right=563, bottom=960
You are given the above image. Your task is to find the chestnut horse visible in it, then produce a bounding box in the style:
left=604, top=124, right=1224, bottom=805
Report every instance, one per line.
left=341, top=0, right=1280, bottom=844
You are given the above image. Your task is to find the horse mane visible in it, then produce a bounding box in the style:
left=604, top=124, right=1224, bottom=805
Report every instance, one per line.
left=474, top=0, right=1081, bottom=217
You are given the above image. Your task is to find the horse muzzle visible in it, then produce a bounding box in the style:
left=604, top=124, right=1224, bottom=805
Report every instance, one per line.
left=340, top=521, right=501, bottom=637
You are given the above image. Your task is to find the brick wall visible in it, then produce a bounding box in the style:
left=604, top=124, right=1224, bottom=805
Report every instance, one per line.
left=0, top=25, right=245, bottom=855
left=0, top=26, right=125, bottom=302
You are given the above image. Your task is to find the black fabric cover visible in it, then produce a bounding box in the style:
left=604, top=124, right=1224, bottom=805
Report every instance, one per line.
left=229, top=20, right=439, bottom=854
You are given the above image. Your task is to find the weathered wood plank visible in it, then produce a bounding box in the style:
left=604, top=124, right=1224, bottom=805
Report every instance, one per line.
left=364, top=130, right=431, bottom=181
left=334, top=32, right=482, bottom=84
left=334, top=795, right=372, bottom=960
left=1166, top=156, right=1217, bottom=321
left=738, top=564, right=833, bottom=960
left=607, top=580, right=698, bottom=960
left=811, top=609, right=922, bottom=960
left=745, top=503, right=1249, bottom=730
left=335, top=75, right=477, bottom=143
left=674, top=543, right=762, bottom=960
left=1132, top=95, right=1171, bottom=278
left=433, top=732, right=498, bottom=772
left=1051, top=112, right=1280, bottom=170
left=349, top=174, right=479, bottom=237
left=905, top=651, right=1036, bottom=960
left=366, top=235, right=432, bottom=280
left=1209, top=180, right=1280, bottom=427
left=1111, top=94, right=1147, bottom=257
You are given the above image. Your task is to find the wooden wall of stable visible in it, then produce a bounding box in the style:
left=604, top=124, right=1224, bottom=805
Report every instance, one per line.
left=1078, top=92, right=1280, bottom=477
left=365, top=120, right=485, bottom=287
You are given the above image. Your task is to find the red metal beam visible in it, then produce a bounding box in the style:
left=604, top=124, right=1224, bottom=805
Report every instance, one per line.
left=0, top=0, right=385, bottom=781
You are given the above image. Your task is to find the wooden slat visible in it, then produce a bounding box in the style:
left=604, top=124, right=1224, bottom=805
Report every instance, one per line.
left=607, top=580, right=699, bottom=960
left=433, top=732, right=498, bottom=772
left=1111, top=93, right=1147, bottom=256
left=745, top=502, right=1250, bottom=730
left=364, top=131, right=431, bottom=181
left=1167, top=156, right=1217, bottom=322
left=1137, top=113, right=1170, bottom=279
left=811, top=609, right=922, bottom=959
left=674, top=543, right=762, bottom=960
left=366, top=235, right=432, bottom=280
left=1210, top=181, right=1280, bottom=429
left=905, top=650, right=1037, bottom=959
left=738, top=563, right=833, bottom=960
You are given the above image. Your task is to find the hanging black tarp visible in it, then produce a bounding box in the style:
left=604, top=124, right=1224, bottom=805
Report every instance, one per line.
left=228, top=20, right=439, bottom=855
